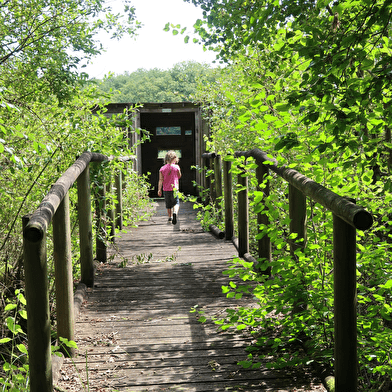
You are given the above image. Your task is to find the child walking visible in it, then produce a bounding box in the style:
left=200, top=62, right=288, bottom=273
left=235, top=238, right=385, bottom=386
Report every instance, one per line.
left=157, top=150, right=182, bottom=224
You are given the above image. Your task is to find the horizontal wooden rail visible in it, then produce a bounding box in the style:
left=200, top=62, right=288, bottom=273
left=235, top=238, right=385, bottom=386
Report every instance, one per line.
left=24, top=152, right=106, bottom=242
left=22, top=152, right=131, bottom=392
left=23, top=153, right=133, bottom=242
left=201, top=152, right=217, bottom=159
left=235, top=148, right=373, bottom=231
left=202, top=148, right=374, bottom=392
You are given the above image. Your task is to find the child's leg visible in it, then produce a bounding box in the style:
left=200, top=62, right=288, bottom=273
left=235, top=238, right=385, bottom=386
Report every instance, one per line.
left=163, top=191, right=173, bottom=220
left=172, top=198, right=179, bottom=224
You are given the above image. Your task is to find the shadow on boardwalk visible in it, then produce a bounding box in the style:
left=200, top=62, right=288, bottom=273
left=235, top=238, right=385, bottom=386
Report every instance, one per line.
left=56, top=200, right=326, bottom=392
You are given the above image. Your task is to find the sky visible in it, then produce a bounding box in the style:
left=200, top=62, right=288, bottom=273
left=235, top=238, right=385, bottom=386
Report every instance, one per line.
left=82, top=0, right=218, bottom=79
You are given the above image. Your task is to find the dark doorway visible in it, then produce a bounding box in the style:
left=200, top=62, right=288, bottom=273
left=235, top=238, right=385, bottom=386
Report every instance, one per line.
left=141, top=111, right=196, bottom=197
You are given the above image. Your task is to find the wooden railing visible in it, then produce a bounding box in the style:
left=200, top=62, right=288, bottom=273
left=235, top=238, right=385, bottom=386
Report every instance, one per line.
left=202, top=148, right=373, bottom=392
left=22, top=152, right=130, bottom=392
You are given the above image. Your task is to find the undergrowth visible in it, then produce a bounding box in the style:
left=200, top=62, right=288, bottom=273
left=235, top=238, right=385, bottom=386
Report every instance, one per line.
left=192, top=158, right=392, bottom=392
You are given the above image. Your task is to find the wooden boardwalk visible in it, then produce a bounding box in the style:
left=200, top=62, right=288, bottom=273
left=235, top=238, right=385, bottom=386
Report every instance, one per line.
left=56, top=200, right=326, bottom=392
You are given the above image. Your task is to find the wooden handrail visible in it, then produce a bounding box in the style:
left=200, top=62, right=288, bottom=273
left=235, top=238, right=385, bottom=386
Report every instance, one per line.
left=22, top=151, right=130, bottom=392
left=24, top=152, right=100, bottom=242
left=202, top=148, right=374, bottom=392
left=235, top=148, right=373, bottom=230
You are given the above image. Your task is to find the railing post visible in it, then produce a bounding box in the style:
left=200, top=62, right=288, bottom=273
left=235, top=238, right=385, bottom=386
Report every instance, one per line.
left=53, top=192, right=75, bottom=356
left=204, top=158, right=211, bottom=205
left=289, top=183, right=308, bottom=313
left=223, top=159, right=234, bottom=241
left=202, top=153, right=218, bottom=205
left=107, top=177, right=116, bottom=242
left=95, top=172, right=107, bottom=263
left=209, top=157, right=216, bottom=204
left=256, top=162, right=271, bottom=273
left=333, top=212, right=357, bottom=392
left=77, top=165, right=94, bottom=287
left=289, top=183, right=307, bottom=253
left=115, top=168, right=123, bottom=230
left=22, top=215, right=52, bottom=392
left=214, top=155, right=222, bottom=212
left=237, top=168, right=249, bottom=257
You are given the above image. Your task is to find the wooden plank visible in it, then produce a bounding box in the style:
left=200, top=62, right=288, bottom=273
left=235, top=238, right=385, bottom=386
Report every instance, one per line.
left=55, top=200, right=326, bottom=392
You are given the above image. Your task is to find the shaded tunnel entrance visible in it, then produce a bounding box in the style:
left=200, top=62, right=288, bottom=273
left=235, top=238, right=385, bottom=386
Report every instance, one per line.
left=141, top=111, right=196, bottom=197
left=101, top=102, right=208, bottom=198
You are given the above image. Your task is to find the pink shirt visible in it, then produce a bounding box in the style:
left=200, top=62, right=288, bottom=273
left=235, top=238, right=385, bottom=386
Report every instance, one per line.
left=160, top=164, right=181, bottom=191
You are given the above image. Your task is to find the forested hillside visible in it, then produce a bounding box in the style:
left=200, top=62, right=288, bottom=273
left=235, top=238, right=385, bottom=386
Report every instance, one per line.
left=95, top=61, right=219, bottom=102
left=176, top=0, right=392, bottom=391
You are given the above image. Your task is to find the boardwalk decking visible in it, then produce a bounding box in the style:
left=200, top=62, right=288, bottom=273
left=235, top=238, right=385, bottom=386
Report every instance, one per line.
left=56, top=200, right=326, bottom=392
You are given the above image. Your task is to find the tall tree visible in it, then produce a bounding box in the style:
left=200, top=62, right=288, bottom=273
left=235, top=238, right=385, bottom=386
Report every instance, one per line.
left=0, top=0, right=142, bottom=292
left=182, top=1, right=392, bottom=390
left=0, top=0, right=140, bottom=104
left=187, top=0, right=392, bottom=174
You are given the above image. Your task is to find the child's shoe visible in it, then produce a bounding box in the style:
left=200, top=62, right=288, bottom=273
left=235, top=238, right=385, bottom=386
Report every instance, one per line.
left=172, top=213, right=177, bottom=225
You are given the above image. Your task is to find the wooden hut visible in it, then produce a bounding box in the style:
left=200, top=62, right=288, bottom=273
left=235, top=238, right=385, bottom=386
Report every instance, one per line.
left=103, top=102, right=209, bottom=197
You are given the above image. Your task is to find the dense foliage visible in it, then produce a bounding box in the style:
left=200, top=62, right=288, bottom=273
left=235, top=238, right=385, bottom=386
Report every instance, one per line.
left=2, top=0, right=392, bottom=389
left=0, top=0, right=152, bottom=387
left=181, top=0, right=392, bottom=390
left=95, top=61, right=219, bottom=103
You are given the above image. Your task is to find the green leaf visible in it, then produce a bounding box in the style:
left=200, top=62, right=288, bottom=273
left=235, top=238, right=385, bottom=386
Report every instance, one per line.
left=380, top=279, right=392, bottom=289
left=275, top=104, right=290, bottom=112
left=258, top=105, right=270, bottom=112
left=307, top=111, right=319, bottom=123
left=59, top=337, right=78, bottom=349
left=6, top=317, right=24, bottom=335
left=264, top=114, right=278, bottom=122
left=17, top=344, right=28, bottom=355
left=16, top=290, right=26, bottom=305
left=238, top=360, right=252, bottom=368
left=18, top=310, right=27, bottom=319
left=0, top=338, right=11, bottom=344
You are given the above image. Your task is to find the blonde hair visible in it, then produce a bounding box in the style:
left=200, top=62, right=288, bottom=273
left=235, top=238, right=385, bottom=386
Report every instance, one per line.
left=164, top=150, right=178, bottom=164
